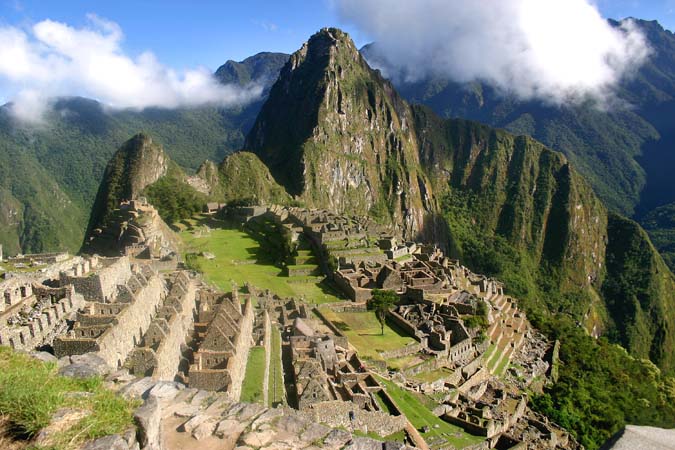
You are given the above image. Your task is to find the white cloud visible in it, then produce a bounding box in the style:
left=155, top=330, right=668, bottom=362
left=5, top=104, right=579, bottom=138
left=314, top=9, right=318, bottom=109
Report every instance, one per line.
left=0, top=14, right=262, bottom=122
left=336, top=0, right=651, bottom=104
left=253, top=20, right=279, bottom=32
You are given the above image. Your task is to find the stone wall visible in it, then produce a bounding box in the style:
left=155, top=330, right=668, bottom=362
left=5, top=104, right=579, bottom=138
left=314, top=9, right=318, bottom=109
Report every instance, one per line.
left=128, top=272, right=197, bottom=380
left=189, top=297, right=254, bottom=399
left=54, top=265, right=167, bottom=368
left=379, top=342, right=422, bottom=360
left=303, top=400, right=407, bottom=437
left=0, top=285, right=85, bottom=351
left=60, top=256, right=133, bottom=302
left=386, top=310, right=423, bottom=344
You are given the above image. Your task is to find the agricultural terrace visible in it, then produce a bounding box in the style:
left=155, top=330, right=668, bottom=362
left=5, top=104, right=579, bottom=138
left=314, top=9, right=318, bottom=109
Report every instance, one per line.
left=376, top=375, right=485, bottom=449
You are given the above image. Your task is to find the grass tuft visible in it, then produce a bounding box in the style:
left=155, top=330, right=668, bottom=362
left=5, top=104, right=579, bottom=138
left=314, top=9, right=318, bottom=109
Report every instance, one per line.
left=0, top=347, right=138, bottom=449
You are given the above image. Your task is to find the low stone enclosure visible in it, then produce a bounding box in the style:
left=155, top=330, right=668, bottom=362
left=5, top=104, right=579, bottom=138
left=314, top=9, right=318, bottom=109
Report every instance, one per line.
left=0, top=205, right=581, bottom=450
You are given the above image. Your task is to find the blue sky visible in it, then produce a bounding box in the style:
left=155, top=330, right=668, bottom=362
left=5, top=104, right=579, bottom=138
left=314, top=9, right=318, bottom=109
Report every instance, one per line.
left=0, top=0, right=368, bottom=71
left=2, top=0, right=672, bottom=72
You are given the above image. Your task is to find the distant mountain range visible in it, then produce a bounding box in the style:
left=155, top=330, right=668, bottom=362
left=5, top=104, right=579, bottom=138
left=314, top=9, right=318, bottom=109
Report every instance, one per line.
left=0, top=53, right=287, bottom=255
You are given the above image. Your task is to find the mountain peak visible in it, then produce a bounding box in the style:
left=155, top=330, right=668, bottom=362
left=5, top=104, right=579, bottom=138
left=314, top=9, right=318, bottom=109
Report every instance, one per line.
left=244, top=27, right=429, bottom=237
left=85, top=133, right=168, bottom=235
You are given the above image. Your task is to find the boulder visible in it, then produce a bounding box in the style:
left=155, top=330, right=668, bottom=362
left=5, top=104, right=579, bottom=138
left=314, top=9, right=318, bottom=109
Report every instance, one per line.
left=215, top=419, right=247, bottom=442
left=134, top=396, right=161, bottom=450
left=189, top=389, right=211, bottom=406
left=300, top=423, right=331, bottom=443
left=69, top=353, right=111, bottom=375
left=344, top=437, right=385, bottom=450
left=120, top=377, right=157, bottom=399
left=180, top=414, right=211, bottom=434
left=172, top=404, right=200, bottom=418
left=241, top=429, right=276, bottom=447
left=81, top=434, right=132, bottom=450
left=191, top=419, right=218, bottom=441
left=323, top=429, right=353, bottom=449
left=34, top=408, right=88, bottom=447
left=148, top=381, right=184, bottom=401
left=29, top=351, right=57, bottom=364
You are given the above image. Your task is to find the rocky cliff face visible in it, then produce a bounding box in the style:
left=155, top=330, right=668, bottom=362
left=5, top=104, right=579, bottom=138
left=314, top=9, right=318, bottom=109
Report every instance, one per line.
left=86, top=133, right=168, bottom=234
left=413, top=107, right=607, bottom=290
left=245, top=28, right=431, bottom=237
left=412, top=105, right=675, bottom=372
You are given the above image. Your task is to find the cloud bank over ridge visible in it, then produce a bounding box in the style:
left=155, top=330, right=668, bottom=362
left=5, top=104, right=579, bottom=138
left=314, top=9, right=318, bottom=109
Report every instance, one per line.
left=0, top=14, right=261, bottom=122
left=336, top=0, right=651, bottom=104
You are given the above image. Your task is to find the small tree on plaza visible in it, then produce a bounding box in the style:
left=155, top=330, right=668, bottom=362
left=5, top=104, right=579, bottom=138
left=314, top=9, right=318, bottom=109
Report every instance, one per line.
left=369, top=289, right=398, bottom=335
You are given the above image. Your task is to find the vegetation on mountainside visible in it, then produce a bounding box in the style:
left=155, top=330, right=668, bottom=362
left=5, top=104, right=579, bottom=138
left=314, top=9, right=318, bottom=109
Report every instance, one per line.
left=602, top=214, right=675, bottom=372
left=642, top=202, right=675, bottom=271
left=439, top=189, right=675, bottom=448
left=217, top=152, right=290, bottom=206
left=368, top=19, right=675, bottom=273
left=245, top=28, right=427, bottom=230
left=406, top=108, right=675, bottom=447
left=0, top=347, right=138, bottom=449
left=144, top=163, right=208, bottom=224
left=0, top=97, right=260, bottom=255
left=531, top=316, right=675, bottom=450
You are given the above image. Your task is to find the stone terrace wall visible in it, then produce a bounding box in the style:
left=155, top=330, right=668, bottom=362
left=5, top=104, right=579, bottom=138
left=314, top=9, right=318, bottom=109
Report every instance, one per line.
left=60, top=256, right=132, bottom=302
left=153, top=280, right=196, bottom=379
left=0, top=286, right=85, bottom=350
left=139, top=273, right=197, bottom=380
left=95, top=272, right=166, bottom=368
left=303, top=400, right=407, bottom=437
left=55, top=266, right=167, bottom=368
left=226, top=298, right=254, bottom=400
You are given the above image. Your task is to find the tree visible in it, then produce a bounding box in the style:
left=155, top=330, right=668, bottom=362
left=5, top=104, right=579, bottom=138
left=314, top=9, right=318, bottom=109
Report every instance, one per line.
left=369, top=289, right=399, bottom=335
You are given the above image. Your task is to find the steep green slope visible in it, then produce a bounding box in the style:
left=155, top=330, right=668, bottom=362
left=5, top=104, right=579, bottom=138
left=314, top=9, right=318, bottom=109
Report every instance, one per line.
left=215, top=52, right=289, bottom=88
left=363, top=19, right=675, bottom=270
left=246, top=28, right=431, bottom=236
left=0, top=51, right=288, bottom=255
left=413, top=107, right=606, bottom=312
left=215, top=152, right=290, bottom=205
left=0, top=135, right=83, bottom=253
left=641, top=202, right=675, bottom=269
left=412, top=104, right=675, bottom=373
left=602, top=214, right=675, bottom=370
left=87, top=133, right=169, bottom=233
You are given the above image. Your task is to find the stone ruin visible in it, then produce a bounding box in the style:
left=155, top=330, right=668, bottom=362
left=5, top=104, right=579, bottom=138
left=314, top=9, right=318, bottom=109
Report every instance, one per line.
left=83, top=199, right=179, bottom=269
left=0, top=204, right=584, bottom=450
left=188, top=289, right=254, bottom=398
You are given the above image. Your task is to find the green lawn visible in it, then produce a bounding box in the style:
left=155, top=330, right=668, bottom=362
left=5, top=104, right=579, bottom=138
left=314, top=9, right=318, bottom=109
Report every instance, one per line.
left=178, top=219, right=344, bottom=304
left=376, top=376, right=485, bottom=449
left=241, top=346, right=266, bottom=403
left=413, top=367, right=454, bottom=383
left=386, top=354, right=423, bottom=371
left=268, top=326, right=284, bottom=407
left=318, top=309, right=415, bottom=361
